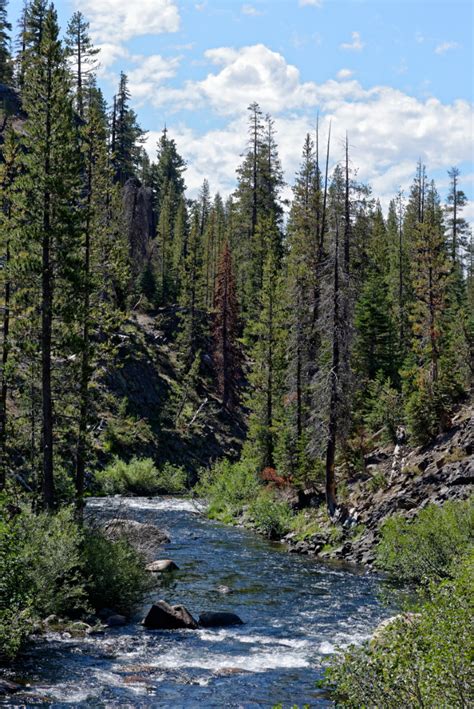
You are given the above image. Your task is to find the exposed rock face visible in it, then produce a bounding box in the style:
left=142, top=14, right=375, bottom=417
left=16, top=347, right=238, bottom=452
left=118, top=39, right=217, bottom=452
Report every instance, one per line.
left=198, top=612, right=244, bottom=628
left=122, top=177, right=155, bottom=275
left=102, top=519, right=169, bottom=560
left=284, top=402, right=473, bottom=567
left=143, top=601, right=198, bottom=630
left=146, top=559, right=179, bottom=573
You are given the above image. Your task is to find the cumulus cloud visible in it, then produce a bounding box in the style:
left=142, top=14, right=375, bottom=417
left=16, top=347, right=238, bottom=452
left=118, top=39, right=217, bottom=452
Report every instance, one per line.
left=340, top=31, right=364, bottom=51
left=128, top=55, right=181, bottom=101
left=336, top=68, right=354, bottom=80
left=142, top=46, right=472, bottom=217
left=76, top=0, right=180, bottom=43
left=435, top=41, right=460, bottom=55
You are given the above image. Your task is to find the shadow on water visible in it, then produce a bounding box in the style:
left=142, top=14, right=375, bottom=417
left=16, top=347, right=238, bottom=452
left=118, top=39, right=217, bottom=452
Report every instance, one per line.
left=2, top=496, right=393, bottom=708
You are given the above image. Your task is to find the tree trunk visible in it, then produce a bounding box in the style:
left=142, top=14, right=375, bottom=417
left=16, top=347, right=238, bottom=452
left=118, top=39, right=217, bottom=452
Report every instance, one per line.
left=325, top=219, right=340, bottom=517
left=41, top=64, right=55, bottom=509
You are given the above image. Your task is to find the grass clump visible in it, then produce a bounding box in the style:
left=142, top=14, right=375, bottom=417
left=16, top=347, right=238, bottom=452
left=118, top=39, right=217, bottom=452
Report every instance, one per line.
left=95, top=457, right=188, bottom=496
left=376, top=498, right=473, bottom=584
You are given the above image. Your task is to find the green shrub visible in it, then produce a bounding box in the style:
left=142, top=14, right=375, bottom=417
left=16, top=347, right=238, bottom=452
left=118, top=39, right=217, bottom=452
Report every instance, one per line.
left=156, top=462, right=188, bottom=494
left=196, top=458, right=260, bottom=523
left=324, top=552, right=474, bottom=708
left=95, top=457, right=160, bottom=495
left=376, top=498, right=474, bottom=584
left=246, top=490, right=293, bottom=539
left=95, top=458, right=188, bottom=496
left=82, top=530, right=151, bottom=615
left=0, top=500, right=151, bottom=662
left=4, top=506, right=87, bottom=618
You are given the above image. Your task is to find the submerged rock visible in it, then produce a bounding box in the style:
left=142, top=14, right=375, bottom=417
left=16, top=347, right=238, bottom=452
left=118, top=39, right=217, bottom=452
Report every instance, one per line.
left=216, top=585, right=233, bottom=595
left=105, top=614, right=127, bottom=627
left=146, top=559, right=179, bottom=573
left=143, top=600, right=198, bottom=630
left=199, top=612, right=244, bottom=628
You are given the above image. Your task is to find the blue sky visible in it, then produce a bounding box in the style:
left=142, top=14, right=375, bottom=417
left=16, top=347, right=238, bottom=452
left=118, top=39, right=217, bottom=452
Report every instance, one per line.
left=7, top=0, right=474, bottom=215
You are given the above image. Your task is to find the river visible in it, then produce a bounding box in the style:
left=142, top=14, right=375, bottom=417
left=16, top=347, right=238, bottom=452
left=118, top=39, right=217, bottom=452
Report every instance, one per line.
left=3, top=496, right=391, bottom=707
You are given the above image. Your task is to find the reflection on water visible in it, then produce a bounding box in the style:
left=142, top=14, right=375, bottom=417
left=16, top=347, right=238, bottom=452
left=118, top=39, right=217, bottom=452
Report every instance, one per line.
left=3, top=496, right=390, bottom=708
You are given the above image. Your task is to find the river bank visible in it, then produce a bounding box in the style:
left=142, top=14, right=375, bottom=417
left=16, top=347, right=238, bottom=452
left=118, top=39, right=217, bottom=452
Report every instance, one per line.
left=0, top=496, right=392, bottom=708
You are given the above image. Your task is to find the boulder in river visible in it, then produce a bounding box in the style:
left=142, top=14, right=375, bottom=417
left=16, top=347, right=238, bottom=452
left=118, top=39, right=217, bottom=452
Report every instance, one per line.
left=216, top=585, right=233, bottom=594
left=146, top=559, right=179, bottom=573
left=143, top=600, right=198, bottom=630
left=102, top=519, right=170, bottom=559
left=199, top=612, right=244, bottom=628
left=0, top=679, right=21, bottom=695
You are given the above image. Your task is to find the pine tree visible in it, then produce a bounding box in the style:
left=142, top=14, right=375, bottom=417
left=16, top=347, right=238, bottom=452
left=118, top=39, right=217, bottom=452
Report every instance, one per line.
left=246, top=230, right=286, bottom=470
left=0, top=0, right=13, bottom=85
left=74, top=84, right=129, bottom=507
left=18, top=5, right=82, bottom=507
left=213, top=242, right=241, bottom=410
left=233, top=104, right=283, bottom=318
left=65, top=11, right=98, bottom=118
left=177, top=205, right=205, bottom=363
left=112, top=72, right=145, bottom=185
left=0, top=124, right=20, bottom=490
left=283, top=134, right=319, bottom=479
left=152, top=126, right=186, bottom=221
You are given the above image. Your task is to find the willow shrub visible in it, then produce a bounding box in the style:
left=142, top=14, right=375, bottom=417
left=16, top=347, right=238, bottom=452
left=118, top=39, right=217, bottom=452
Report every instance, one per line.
left=376, top=498, right=474, bottom=584
left=324, top=552, right=473, bottom=708
left=196, top=458, right=260, bottom=524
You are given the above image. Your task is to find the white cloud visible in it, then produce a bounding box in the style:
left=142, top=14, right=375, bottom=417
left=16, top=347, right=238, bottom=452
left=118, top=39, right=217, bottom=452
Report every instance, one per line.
left=76, top=0, right=180, bottom=43
left=143, top=48, right=472, bottom=219
left=299, top=0, right=323, bottom=7
left=241, top=4, right=263, bottom=16
left=340, top=31, right=364, bottom=51
left=435, top=41, right=460, bottom=55
left=128, top=55, right=181, bottom=101
left=337, top=68, right=354, bottom=80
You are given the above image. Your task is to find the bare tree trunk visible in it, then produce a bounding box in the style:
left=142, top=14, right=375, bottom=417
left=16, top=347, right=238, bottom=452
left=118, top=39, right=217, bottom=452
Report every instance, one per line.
left=0, top=213, right=10, bottom=491
left=41, top=64, right=55, bottom=510
left=75, top=144, right=93, bottom=511
left=325, top=217, right=340, bottom=517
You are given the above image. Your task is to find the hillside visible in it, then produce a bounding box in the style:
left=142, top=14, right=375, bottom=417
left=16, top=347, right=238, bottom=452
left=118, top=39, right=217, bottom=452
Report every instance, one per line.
left=91, top=309, right=246, bottom=480
left=283, top=400, right=473, bottom=565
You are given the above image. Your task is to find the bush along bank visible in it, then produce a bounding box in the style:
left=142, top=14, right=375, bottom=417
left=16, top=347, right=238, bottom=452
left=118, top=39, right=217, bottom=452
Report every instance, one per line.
left=0, top=498, right=152, bottom=663
left=322, top=499, right=474, bottom=708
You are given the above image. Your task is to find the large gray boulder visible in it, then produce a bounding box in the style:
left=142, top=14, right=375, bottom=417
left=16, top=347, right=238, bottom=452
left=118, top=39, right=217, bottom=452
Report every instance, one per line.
left=199, top=612, right=244, bottom=628
left=143, top=601, right=198, bottom=630
left=102, top=519, right=169, bottom=559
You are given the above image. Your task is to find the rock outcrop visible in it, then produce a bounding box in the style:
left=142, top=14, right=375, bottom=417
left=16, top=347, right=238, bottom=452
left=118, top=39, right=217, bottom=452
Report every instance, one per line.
left=122, top=177, right=155, bottom=276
